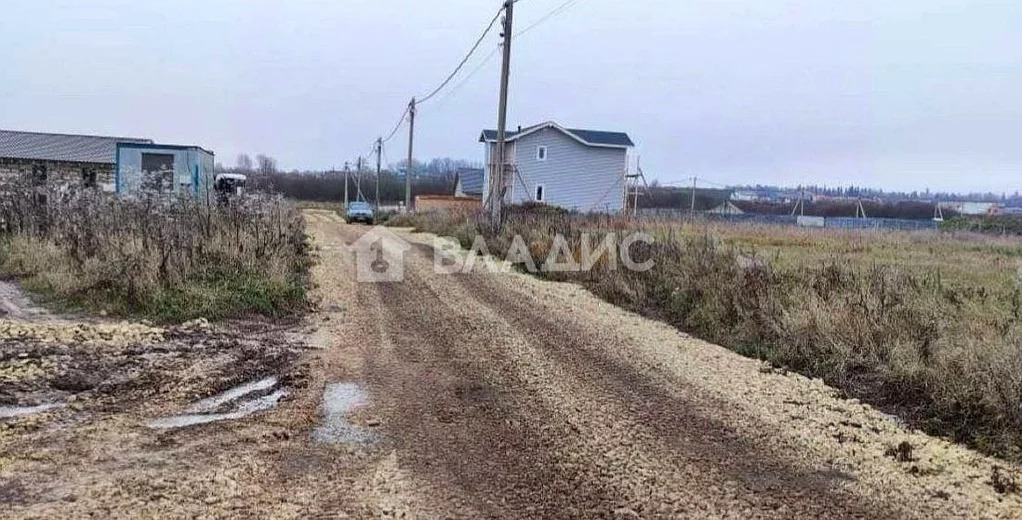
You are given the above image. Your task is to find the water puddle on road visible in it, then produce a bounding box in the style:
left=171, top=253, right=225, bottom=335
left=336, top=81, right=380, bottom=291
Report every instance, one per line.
left=312, top=383, right=377, bottom=445
left=0, top=403, right=66, bottom=419
left=184, top=376, right=279, bottom=414
left=148, top=376, right=287, bottom=430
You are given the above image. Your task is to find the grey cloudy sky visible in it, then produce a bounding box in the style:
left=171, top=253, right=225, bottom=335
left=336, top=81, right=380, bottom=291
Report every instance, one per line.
left=2, top=0, right=1020, bottom=193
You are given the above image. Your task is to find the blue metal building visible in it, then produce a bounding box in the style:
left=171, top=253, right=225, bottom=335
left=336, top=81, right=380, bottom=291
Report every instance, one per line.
left=115, top=142, right=215, bottom=196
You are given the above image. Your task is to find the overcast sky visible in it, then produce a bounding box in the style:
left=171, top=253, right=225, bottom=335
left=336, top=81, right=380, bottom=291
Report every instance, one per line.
left=2, top=0, right=1020, bottom=193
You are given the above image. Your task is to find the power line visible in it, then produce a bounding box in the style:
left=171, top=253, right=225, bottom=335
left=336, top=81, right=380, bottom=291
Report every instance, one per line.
left=427, top=0, right=587, bottom=112
left=432, top=46, right=500, bottom=109
left=380, top=104, right=410, bottom=144
left=417, top=7, right=504, bottom=105
left=514, top=0, right=584, bottom=39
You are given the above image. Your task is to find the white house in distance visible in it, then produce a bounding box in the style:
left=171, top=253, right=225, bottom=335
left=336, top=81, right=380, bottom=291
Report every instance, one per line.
left=479, top=122, right=634, bottom=213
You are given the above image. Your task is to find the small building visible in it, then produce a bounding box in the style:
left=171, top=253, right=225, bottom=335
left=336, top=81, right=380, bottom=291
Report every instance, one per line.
left=453, top=167, right=484, bottom=198
left=0, top=129, right=151, bottom=191
left=730, top=190, right=759, bottom=202
left=479, top=121, right=634, bottom=213
left=941, top=201, right=1001, bottom=216
left=706, top=201, right=745, bottom=215
left=115, top=142, right=215, bottom=196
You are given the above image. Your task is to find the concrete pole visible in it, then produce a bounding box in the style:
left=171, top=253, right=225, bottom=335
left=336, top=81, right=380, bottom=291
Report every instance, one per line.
left=489, top=0, right=514, bottom=230
left=690, top=176, right=697, bottom=216
left=405, top=98, right=416, bottom=213
left=375, top=137, right=382, bottom=210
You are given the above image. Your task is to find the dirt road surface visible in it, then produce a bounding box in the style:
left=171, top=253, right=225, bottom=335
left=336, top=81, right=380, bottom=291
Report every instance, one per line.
left=2, top=210, right=1021, bottom=518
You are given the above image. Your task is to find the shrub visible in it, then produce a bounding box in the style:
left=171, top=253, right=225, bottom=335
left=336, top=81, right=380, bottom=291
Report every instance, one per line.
left=0, top=180, right=312, bottom=322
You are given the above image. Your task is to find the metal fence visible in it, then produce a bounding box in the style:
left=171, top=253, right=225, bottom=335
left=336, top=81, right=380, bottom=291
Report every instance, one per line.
left=637, top=209, right=939, bottom=231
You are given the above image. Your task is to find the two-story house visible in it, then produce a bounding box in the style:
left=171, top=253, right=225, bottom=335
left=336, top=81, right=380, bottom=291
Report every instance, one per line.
left=479, top=122, right=634, bottom=213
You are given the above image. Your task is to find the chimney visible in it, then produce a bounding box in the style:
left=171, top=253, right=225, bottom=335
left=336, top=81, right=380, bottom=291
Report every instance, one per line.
left=517, top=125, right=522, bottom=133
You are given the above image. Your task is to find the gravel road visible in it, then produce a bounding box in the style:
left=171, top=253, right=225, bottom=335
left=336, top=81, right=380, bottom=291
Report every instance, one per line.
left=2, top=210, right=1020, bottom=519
left=301, top=211, right=1021, bottom=519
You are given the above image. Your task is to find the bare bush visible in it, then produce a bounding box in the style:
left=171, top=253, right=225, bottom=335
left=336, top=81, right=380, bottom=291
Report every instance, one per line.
left=0, top=179, right=311, bottom=322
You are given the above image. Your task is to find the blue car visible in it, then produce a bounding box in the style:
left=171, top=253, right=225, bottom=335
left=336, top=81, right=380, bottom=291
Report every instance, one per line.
left=345, top=201, right=375, bottom=225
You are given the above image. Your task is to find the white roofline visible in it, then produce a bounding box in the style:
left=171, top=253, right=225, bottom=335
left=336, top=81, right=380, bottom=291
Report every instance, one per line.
left=481, top=121, right=632, bottom=149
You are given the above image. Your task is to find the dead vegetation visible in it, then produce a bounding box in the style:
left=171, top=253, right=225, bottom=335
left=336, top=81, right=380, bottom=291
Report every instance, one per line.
left=389, top=207, right=1022, bottom=463
left=0, top=180, right=312, bottom=322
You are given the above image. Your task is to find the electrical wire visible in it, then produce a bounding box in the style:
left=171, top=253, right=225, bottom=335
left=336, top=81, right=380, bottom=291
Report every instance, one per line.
left=514, top=0, right=584, bottom=39
left=431, top=46, right=500, bottom=109
left=417, top=6, right=504, bottom=105
left=381, top=104, right=411, bottom=144
left=358, top=0, right=586, bottom=171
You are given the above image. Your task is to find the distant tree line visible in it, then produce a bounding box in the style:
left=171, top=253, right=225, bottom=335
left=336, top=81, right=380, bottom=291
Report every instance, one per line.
left=251, top=170, right=455, bottom=204
left=212, top=153, right=483, bottom=204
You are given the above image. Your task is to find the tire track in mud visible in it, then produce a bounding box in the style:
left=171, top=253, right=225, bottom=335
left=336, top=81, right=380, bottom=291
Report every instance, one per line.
left=362, top=262, right=632, bottom=518
left=437, top=265, right=900, bottom=518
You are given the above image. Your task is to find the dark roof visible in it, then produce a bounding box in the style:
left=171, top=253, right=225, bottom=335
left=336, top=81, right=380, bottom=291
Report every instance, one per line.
left=479, top=122, right=634, bottom=148
left=0, top=129, right=152, bottom=164
left=455, top=168, right=484, bottom=196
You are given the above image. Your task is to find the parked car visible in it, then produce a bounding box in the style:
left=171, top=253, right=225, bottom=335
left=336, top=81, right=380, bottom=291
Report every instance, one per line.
left=345, top=201, right=375, bottom=224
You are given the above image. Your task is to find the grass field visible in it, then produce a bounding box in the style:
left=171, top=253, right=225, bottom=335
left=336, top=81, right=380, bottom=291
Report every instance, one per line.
left=389, top=208, right=1022, bottom=462
left=704, top=223, right=1021, bottom=289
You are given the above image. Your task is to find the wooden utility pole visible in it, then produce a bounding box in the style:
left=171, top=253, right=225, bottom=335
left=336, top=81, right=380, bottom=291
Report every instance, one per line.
left=689, top=176, right=697, bottom=216
left=375, top=137, right=382, bottom=210
left=344, top=161, right=350, bottom=209
left=488, top=0, right=515, bottom=230
left=405, top=98, right=416, bottom=213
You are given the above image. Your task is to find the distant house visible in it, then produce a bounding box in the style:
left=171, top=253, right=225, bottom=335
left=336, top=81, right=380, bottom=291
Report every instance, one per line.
left=115, top=142, right=215, bottom=196
left=479, top=122, right=634, bottom=213
left=941, top=201, right=1001, bottom=216
left=453, top=167, right=484, bottom=198
left=0, top=129, right=151, bottom=191
left=730, top=190, right=759, bottom=202
left=707, top=200, right=745, bottom=215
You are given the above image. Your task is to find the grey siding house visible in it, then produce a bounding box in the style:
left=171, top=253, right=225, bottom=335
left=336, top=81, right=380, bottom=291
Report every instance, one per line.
left=479, top=122, right=634, bottom=213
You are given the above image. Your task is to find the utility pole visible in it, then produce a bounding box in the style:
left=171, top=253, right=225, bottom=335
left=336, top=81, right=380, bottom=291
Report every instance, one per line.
left=375, top=137, right=382, bottom=210
left=344, top=161, right=350, bottom=209
left=689, top=176, right=697, bottom=216
left=488, top=0, right=514, bottom=230
left=405, top=98, right=416, bottom=213
left=356, top=156, right=363, bottom=202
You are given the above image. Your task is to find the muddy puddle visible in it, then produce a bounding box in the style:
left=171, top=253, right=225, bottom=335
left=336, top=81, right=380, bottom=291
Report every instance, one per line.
left=149, top=376, right=287, bottom=429
left=0, top=403, right=66, bottom=419
left=312, top=383, right=377, bottom=445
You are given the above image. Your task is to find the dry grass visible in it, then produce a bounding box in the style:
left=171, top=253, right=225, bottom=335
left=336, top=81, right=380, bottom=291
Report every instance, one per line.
left=391, top=208, right=1022, bottom=462
left=0, top=181, right=312, bottom=322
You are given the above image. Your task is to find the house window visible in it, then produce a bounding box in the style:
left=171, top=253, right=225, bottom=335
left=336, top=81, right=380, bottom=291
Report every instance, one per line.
left=537, top=146, right=548, bottom=161
left=82, top=168, right=97, bottom=188
left=535, top=184, right=545, bottom=202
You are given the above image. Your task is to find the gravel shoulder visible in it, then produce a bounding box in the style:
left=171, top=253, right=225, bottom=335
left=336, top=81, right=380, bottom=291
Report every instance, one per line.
left=1, top=210, right=1020, bottom=518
